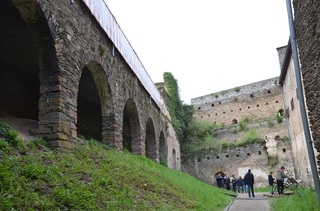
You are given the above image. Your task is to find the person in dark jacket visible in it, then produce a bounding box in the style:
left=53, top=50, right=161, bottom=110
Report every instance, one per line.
left=268, top=172, right=275, bottom=194
left=244, top=169, right=255, bottom=198
left=216, top=174, right=223, bottom=188
left=224, top=174, right=231, bottom=190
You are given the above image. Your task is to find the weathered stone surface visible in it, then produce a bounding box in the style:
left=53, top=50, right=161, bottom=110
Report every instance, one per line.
left=0, top=0, right=181, bottom=170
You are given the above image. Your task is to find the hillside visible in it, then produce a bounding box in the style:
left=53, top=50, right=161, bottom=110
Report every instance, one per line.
left=0, top=121, right=232, bottom=210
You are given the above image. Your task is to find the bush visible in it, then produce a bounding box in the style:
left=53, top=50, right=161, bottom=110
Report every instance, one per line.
left=0, top=122, right=23, bottom=148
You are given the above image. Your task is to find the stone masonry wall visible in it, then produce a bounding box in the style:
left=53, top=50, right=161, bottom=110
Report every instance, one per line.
left=185, top=77, right=294, bottom=187
left=292, top=0, right=320, bottom=171
left=192, top=77, right=282, bottom=126
left=1, top=0, right=181, bottom=169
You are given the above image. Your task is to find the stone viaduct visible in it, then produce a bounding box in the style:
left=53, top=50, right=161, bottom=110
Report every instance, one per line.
left=0, top=0, right=180, bottom=169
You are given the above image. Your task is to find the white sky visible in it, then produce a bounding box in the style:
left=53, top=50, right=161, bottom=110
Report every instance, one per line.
left=104, top=0, right=290, bottom=104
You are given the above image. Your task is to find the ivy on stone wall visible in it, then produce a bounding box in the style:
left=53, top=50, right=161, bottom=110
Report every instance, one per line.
left=163, top=72, right=193, bottom=144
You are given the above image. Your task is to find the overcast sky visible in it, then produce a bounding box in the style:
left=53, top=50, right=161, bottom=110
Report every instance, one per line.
left=104, top=0, right=290, bottom=104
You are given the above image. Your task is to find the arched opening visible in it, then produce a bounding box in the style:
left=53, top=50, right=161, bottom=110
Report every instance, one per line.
left=0, top=1, right=41, bottom=125
left=275, top=135, right=280, bottom=140
left=145, top=118, right=157, bottom=161
left=122, top=99, right=141, bottom=154
left=232, top=119, right=238, bottom=124
left=159, top=131, right=167, bottom=166
left=77, top=67, right=102, bottom=141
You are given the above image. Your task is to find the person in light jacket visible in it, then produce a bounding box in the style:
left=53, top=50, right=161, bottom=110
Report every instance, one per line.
left=276, top=166, right=286, bottom=195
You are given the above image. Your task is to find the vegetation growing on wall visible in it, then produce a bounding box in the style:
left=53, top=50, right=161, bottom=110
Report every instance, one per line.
left=163, top=72, right=193, bottom=144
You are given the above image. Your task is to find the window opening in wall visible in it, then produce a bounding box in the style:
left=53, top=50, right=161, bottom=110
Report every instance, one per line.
left=212, top=104, right=214, bottom=107
left=247, top=153, right=250, bottom=156
left=237, top=154, right=239, bottom=157
left=275, top=135, right=280, bottom=140
left=290, top=98, right=294, bottom=110
left=282, top=148, right=286, bottom=153
left=215, top=113, right=218, bottom=115
left=198, top=158, right=201, bottom=162
left=258, top=151, right=261, bottom=155
left=265, top=136, right=268, bottom=140
left=207, top=157, right=210, bottom=160
left=248, top=106, right=250, bottom=109
left=239, top=108, right=242, bottom=111
left=232, top=119, right=238, bottom=124
left=201, top=116, right=203, bottom=118
left=257, top=104, right=259, bottom=107
left=223, top=111, right=225, bottom=114
left=268, top=90, right=271, bottom=93
left=198, top=107, right=201, bottom=110
left=216, top=156, right=220, bottom=159
left=266, top=102, right=269, bottom=105
left=250, top=94, right=254, bottom=98
left=278, top=109, right=284, bottom=116
left=231, top=110, right=233, bottom=112
left=226, top=155, right=229, bottom=158
left=276, top=100, right=279, bottom=103
left=219, top=101, right=221, bottom=104
left=208, top=114, right=210, bottom=117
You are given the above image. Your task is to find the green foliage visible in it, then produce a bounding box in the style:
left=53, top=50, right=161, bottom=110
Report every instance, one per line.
left=0, top=122, right=23, bottom=149
left=268, top=155, right=279, bottom=166
left=239, top=117, right=249, bottom=131
left=276, top=111, right=285, bottom=124
left=234, top=87, right=240, bottom=92
left=240, top=128, right=263, bottom=144
left=220, top=122, right=225, bottom=129
left=267, top=117, right=274, bottom=127
left=182, top=120, right=218, bottom=159
left=271, top=188, right=319, bottom=211
left=163, top=72, right=188, bottom=143
left=0, top=139, right=231, bottom=210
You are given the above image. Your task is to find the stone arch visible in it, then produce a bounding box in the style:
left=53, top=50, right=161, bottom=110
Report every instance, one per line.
left=159, top=131, right=167, bottom=165
left=77, top=61, right=114, bottom=141
left=145, top=118, right=157, bottom=161
left=122, top=98, right=142, bottom=154
left=0, top=1, right=40, bottom=121
left=0, top=1, right=61, bottom=144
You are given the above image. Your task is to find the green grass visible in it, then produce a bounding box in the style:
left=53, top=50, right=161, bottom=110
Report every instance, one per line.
left=0, top=122, right=232, bottom=210
left=271, top=188, right=320, bottom=211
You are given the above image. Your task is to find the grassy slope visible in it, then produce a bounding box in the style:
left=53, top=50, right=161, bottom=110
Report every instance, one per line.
left=0, top=139, right=232, bottom=210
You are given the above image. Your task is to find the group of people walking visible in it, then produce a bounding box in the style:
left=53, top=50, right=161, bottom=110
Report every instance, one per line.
left=215, top=169, right=255, bottom=198
left=216, top=165, right=287, bottom=198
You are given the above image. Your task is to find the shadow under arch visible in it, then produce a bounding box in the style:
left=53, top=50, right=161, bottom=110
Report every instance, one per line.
left=145, top=118, right=157, bottom=161
left=0, top=0, right=57, bottom=140
left=77, top=61, right=114, bottom=142
left=159, top=131, right=167, bottom=165
left=123, top=98, right=142, bottom=154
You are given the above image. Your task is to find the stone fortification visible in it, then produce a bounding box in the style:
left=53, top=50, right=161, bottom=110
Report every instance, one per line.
left=192, top=77, right=282, bottom=127
left=184, top=77, right=294, bottom=187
